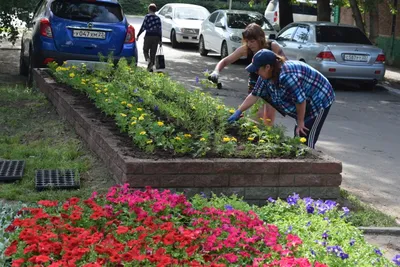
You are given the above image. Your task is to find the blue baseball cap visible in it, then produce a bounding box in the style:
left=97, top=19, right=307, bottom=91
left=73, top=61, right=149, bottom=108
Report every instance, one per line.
left=246, top=49, right=277, bottom=73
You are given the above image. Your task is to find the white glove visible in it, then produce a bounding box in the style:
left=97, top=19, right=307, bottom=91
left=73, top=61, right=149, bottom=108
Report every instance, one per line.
left=209, top=70, right=219, bottom=83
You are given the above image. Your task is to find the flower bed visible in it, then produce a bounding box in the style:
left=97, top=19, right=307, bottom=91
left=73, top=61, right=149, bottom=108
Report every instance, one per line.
left=3, top=185, right=399, bottom=266
left=48, top=60, right=308, bottom=159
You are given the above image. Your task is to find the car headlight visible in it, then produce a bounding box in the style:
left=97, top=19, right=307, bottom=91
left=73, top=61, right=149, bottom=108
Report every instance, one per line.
left=229, top=35, right=242, bottom=43
left=177, top=28, right=198, bottom=34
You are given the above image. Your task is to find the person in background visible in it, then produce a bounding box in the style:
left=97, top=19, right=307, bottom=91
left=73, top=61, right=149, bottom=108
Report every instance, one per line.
left=228, top=49, right=335, bottom=149
left=137, top=3, right=162, bottom=72
left=208, top=23, right=286, bottom=125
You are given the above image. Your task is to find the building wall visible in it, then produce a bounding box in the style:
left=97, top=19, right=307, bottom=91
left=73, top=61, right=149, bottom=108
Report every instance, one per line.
left=340, top=3, right=400, bottom=67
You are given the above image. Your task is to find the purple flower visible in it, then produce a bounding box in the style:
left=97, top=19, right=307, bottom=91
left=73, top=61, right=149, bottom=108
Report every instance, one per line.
left=374, top=248, right=383, bottom=256
left=303, top=197, right=314, bottom=205
left=318, top=205, right=328, bottom=215
left=306, top=205, right=314, bottom=214
left=285, top=225, right=293, bottom=234
left=340, top=252, right=349, bottom=260
left=310, top=249, right=316, bottom=255
left=349, top=239, right=355, bottom=246
left=154, top=105, right=159, bottom=111
left=134, top=88, right=138, bottom=93
left=225, top=204, right=233, bottom=210
left=200, top=192, right=206, bottom=198
left=322, top=231, right=329, bottom=239
left=324, top=200, right=337, bottom=210
left=306, top=221, right=311, bottom=227
left=342, top=207, right=350, bottom=215
left=195, top=76, right=199, bottom=83
left=138, top=98, right=143, bottom=103
left=267, top=197, right=275, bottom=203
left=392, top=254, right=400, bottom=266
left=287, top=193, right=299, bottom=205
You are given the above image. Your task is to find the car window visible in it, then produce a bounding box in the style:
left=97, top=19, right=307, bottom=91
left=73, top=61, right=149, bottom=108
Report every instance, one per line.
left=277, top=26, right=297, bottom=41
left=266, top=0, right=278, bottom=12
left=227, top=13, right=274, bottom=31
left=174, top=7, right=209, bottom=20
left=34, top=0, right=47, bottom=18
left=316, top=26, right=372, bottom=45
left=215, top=12, right=225, bottom=25
left=292, top=2, right=317, bottom=16
left=50, top=0, right=123, bottom=23
left=158, top=6, right=168, bottom=16
left=208, top=12, right=219, bottom=23
left=292, top=25, right=309, bottom=43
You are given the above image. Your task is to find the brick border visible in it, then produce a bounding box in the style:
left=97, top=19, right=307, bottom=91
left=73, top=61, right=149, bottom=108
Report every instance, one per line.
left=34, top=69, right=343, bottom=203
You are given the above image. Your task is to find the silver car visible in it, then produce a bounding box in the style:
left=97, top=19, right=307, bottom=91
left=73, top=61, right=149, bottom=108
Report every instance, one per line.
left=156, top=3, right=210, bottom=48
left=275, top=22, right=386, bottom=89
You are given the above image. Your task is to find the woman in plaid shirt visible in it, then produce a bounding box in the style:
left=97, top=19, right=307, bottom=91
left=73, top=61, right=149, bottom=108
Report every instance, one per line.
left=228, top=49, right=335, bottom=148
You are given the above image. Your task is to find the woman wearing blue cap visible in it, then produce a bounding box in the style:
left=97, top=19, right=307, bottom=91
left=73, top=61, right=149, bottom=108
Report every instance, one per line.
left=228, top=49, right=335, bottom=148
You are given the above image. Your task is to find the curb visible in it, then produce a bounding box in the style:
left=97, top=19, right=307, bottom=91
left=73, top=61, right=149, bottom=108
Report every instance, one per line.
left=358, top=226, right=400, bottom=236
left=380, top=84, right=400, bottom=97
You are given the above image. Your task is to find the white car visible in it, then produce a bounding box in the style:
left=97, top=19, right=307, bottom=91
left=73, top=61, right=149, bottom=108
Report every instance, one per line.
left=156, top=3, right=210, bottom=48
left=199, top=10, right=278, bottom=58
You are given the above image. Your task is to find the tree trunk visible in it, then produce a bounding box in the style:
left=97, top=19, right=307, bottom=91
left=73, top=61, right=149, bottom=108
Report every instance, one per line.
left=369, top=4, right=379, bottom=44
left=279, top=0, right=293, bottom=29
left=349, top=0, right=365, bottom=33
left=317, top=0, right=331, bottom=21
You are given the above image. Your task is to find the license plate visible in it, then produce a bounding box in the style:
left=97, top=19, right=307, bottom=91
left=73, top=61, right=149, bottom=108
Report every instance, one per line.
left=344, top=54, right=368, bottom=62
left=73, top=30, right=106, bottom=39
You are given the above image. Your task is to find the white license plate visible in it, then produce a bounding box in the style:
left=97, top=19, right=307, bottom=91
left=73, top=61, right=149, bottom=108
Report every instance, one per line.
left=73, top=30, right=106, bottom=39
left=344, top=54, right=368, bottom=62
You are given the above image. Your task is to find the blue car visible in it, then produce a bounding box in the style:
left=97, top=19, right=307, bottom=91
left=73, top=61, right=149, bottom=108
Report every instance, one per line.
left=20, top=0, right=138, bottom=85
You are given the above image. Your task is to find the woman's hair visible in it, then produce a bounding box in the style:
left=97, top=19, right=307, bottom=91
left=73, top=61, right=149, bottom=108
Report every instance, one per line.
left=242, top=23, right=268, bottom=48
left=271, top=54, right=286, bottom=83
left=148, top=3, right=157, bottom=12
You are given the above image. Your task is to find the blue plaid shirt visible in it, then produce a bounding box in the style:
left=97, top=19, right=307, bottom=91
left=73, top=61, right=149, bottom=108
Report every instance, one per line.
left=252, top=61, right=335, bottom=121
left=137, top=14, right=162, bottom=38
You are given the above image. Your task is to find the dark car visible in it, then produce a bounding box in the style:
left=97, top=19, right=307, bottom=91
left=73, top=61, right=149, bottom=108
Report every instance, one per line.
left=20, top=0, right=138, bottom=85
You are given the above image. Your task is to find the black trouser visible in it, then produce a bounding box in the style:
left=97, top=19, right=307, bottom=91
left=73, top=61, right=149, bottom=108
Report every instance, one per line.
left=143, top=36, right=160, bottom=71
left=294, top=106, right=331, bottom=149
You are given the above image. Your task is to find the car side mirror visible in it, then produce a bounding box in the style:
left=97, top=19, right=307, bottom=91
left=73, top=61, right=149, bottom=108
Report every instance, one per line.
left=268, top=34, right=276, bottom=40
left=165, top=14, right=172, bottom=19
left=215, top=22, right=225, bottom=29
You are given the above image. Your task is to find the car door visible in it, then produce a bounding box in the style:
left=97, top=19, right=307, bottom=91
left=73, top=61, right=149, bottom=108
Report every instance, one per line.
left=202, top=11, right=219, bottom=51
left=291, top=24, right=312, bottom=61
left=211, top=12, right=226, bottom=52
left=23, top=0, right=47, bottom=58
left=159, top=5, right=172, bottom=38
left=275, top=25, right=298, bottom=59
left=157, top=5, right=169, bottom=38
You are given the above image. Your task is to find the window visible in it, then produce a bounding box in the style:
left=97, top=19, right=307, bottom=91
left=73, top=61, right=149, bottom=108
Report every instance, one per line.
left=215, top=12, right=225, bottom=25
left=208, top=12, right=219, bottom=23
left=276, top=26, right=297, bottom=41
left=174, top=7, right=209, bottom=20
left=33, top=0, right=47, bottom=18
left=316, top=26, right=372, bottom=45
left=158, top=6, right=168, bottom=16
left=266, top=0, right=278, bottom=12
left=292, top=2, right=318, bottom=16
left=226, top=12, right=273, bottom=31
left=50, top=0, right=123, bottom=23
left=292, top=25, right=309, bottom=43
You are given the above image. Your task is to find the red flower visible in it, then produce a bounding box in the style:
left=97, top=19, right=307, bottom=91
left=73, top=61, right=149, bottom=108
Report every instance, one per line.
left=314, top=263, right=328, bottom=267
left=68, top=197, right=80, bottom=205
left=186, top=245, right=199, bottom=257
left=38, top=200, right=58, bottom=207
left=11, top=258, right=24, bottom=267
left=116, top=225, right=129, bottom=234
left=5, top=240, right=18, bottom=256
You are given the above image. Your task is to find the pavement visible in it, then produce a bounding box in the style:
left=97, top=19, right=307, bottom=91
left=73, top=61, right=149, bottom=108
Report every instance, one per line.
left=1, top=37, right=400, bottom=262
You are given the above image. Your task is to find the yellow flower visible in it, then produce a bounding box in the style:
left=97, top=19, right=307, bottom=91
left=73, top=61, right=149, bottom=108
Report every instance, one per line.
left=200, top=137, right=206, bottom=142
left=200, top=92, right=205, bottom=96
left=104, top=88, right=108, bottom=92
left=71, top=66, right=76, bottom=70
left=131, top=116, right=137, bottom=121
left=184, top=134, right=192, bottom=138
left=95, top=84, right=99, bottom=87
left=266, top=118, right=272, bottom=122
left=81, top=82, right=86, bottom=85
left=69, top=73, right=75, bottom=78
left=131, top=121, right=136, bottom=125
left=231, top=137, right=237, bottom=142
left=253, top=126, right=258, bottom=128
left=121, top=101, right=127, bottom=105
left=139, top=131, right=146, bottom=135
left=300, top=137, right=307, bottom=143
left=259, top=139, right=266, bottom=143
left=138, top=116, right=144, bottom=121
left=63, top=61, right=67, bottom=65
left=146, top=140, right=153, bottom=144
left=175, top=137, right=181, bottom=141
left=157, top=121, right=164, bottom=126
left=105, top=99, right=109, bottom=102
left=104, top=92, right=108, bottom=95
left=229, top=109, right=235, bottom=114
left=222, top=137, right=231, bottom=142
left=192, top=106, right=196, bottom=110
left=96, top=90, right=102, bottom=94
left=137, top=108, right=143, bottom=111
left=248, top=137, right=255, bottom=141
left=120, top=113, right=127, bottom=117
left=276, top=135, right=280, bottom=139
left=217, top=105, right=222, bottom=110
left=127, top=104, right=133, bottom=108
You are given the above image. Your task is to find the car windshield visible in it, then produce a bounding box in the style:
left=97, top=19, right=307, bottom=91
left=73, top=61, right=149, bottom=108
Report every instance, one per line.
left=316, top=26, right=372, bottom=45
left=227, top=13, right=274, bottom=31
left=51, top=0, right=123, bottom=23
left=174, top=7, right=209, bottom=20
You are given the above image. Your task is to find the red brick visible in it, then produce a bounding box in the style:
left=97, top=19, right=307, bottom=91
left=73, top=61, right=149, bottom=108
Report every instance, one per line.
left=159, top=174, right=196, bottom=187
left=294, top=174, right=326, bottom=186
left=214, top=159, right=280, bottom=174
left=325, top=174, right=342, bottom=186
left=124, top=174, right=161, bottom=187
left=108, top=161, right=124, bottom=182
left=279, top=160, right=314, bottom=174
left=279, top=174, right=295, bottom=186
left=230, top=174, right=278, bottom=186
left=312, top=162, right=342, bottom=174
left=194, top=174, right=229, bottom=187
left=143, top=160, right=214, bottom=174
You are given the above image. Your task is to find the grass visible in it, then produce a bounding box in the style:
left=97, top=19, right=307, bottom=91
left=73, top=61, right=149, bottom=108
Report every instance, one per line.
left=0, top=85, right=116, bottom=203
left=0, top=84, right=398, bottom=228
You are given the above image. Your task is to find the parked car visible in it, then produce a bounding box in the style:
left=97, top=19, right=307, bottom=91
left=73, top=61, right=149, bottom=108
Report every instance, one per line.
left=274, top=21, right=386, bottom=89
left=156, top=3, right=210, bottom=48
left=20, top=0, right=138, bottom=85
left=199, top=10, right=277, bottom=59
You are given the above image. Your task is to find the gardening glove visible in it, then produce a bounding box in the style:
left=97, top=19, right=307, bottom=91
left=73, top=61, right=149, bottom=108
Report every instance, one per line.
left=228, top=110, right=242, bottom=123
left=208, top=70, right=219, bottom=84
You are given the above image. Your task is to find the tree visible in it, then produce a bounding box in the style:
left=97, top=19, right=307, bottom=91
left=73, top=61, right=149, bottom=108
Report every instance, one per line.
left=348, top=0, right=366, bottom=33
left=279, top=0, right=294, bottom=29
left=0, top=0, right=39, bottom=45
left=317, top=0, right=332, bottom=21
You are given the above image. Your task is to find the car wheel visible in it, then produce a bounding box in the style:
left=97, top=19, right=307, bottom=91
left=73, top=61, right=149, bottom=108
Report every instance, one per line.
left=171, top=30, right=178, bottom=48
left=199, top=35, right=208, bottom=56
left=27, top=49, right=38, bottom=87
left=221, top=41, right=228, bottom=59
left=363, top=81, right=377, bottom=91
left=19, top=45, right=29, bottom=76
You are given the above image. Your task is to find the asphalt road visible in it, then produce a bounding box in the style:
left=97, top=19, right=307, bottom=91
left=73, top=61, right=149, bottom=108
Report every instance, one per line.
left=129, top=16, right=400, bottom=220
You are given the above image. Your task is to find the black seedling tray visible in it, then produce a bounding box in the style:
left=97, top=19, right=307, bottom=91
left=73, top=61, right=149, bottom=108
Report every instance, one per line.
left=35, top=169, right=80, bottom=191
left=0, top=160, right=25, bottom=182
